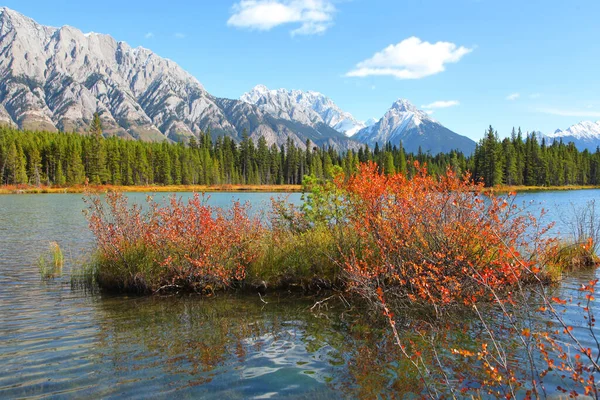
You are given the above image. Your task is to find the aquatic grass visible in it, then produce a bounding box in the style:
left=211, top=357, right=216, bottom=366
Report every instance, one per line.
left=541, top=240, right=600, bottom=281
left=38, top=241, right=64, bottom=279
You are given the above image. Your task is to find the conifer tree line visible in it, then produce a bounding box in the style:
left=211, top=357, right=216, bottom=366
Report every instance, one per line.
left=1, top=116, right=599, bottom=187
left=472, top=126, right=600, bottom=186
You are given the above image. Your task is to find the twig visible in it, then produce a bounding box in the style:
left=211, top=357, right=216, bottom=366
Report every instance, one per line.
left=258, top=292, right=268, bottom=304
left=310, top=295, right=335, bottom=311
left=153, top=284, right=182, bottom=294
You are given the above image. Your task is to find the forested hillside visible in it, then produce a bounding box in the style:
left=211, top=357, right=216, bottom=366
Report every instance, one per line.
left=1, top=119, right=599, bottom=188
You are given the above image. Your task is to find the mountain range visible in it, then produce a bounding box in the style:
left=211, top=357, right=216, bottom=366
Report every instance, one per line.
left=0, top=7, right=483, bottom=155
left=0, top=7, right=355, bottom=151
left=545, top=121, right=600, bottom=151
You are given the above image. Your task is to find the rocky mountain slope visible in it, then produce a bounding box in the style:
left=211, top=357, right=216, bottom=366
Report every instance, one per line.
left=545, top=121, right=600, bottom=151
left=240, top=85, right=368, bottom=137
left=354, top=99, right=476, bottom=154
left=0, top=7, right=355, bottom=150
left=0, top=7, right=476, bottom=155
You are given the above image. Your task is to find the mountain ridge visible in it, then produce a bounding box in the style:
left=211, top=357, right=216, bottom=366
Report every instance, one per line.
left=354, top=99, right=476, bottom=154
left=543, top=120, right=600, bottom=151
left=240, top=84, right=367, bottom=137
left=0, top=7, right=475, bottom=155
left=0, top=7, right=356, bottom=151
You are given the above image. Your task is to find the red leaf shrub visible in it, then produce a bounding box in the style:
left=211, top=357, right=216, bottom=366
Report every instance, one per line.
left=85, top=192, right=263, bottom=293
left=335, top=162, right=554, bottom=310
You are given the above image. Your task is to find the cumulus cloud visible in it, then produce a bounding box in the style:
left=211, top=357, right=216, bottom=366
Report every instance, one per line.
left=506, top=93, right=520, bottom=101
left=227, top=0, right=335, bottom=36
left=537, top=108, right=600, bottom=118
left=345, top=37, right=472, bottom=80
left=422, top=100, right=460, bottom=109
left=144, top=32, right=154, bottom=39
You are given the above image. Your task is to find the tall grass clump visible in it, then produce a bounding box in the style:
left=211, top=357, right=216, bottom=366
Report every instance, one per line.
left=84, top=192, right=264, bottom=294
left=557, top=200, right=600, bottom=271
left=247, top=172, right=357, bottom=291
left=38, top=241, right=64, bottom=279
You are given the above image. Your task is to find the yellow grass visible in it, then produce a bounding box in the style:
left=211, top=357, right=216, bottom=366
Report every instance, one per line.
left=0, top=184, right=303, bottom=194
left=486, top=184, right=600, bottom=194
left=3, top=182, right=597, bottom=195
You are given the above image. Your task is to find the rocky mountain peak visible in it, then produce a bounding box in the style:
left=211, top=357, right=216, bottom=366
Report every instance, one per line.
left=240, top=84, right=366, bottom=137
left=390, top=98, right=420, bottom=113
left=354, top=99, right=475, bottom=154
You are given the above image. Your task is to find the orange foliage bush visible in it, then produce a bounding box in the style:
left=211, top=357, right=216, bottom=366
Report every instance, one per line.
left=335, top=162, right=554, bottom=310
left=85, top=192, right=263, bottom=293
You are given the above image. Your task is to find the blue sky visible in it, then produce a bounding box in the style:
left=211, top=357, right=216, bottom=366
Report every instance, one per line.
left=5, top=0, right=600, bottom=141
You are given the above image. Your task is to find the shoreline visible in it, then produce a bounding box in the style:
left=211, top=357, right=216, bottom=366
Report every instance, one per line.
left=0, top=184, right=303, bottom=195
left=1, top=183, right=599, bottom=195
left=487, top=184, right=600, bottom=193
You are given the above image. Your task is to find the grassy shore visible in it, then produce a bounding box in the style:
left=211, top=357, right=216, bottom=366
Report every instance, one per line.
left=2, top=183, right=599, bottom=195
left=487, top=184, right=600, bottom=193
left=0, top=183, right=303, bottom=194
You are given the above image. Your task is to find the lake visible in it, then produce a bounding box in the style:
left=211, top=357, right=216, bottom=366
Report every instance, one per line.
left=0, top=190, right=598, bottom=398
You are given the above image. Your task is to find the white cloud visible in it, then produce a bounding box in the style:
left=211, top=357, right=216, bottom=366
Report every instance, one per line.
left=426, top=110, right=435, bottom=115
left=345, top=37, right=472, bottom=80
left=537, top=108, right=600, bottom=118
left=174, top=32, right=186, bottom=39
left=422, top=100, right=460, bottom=109
left=506, top=93, right=520, bottom=101
left=227, top=0, right=335, bottom=36
left=144, top=32, right=154, bottom=39
left=529, top=93, right=541, bottom=99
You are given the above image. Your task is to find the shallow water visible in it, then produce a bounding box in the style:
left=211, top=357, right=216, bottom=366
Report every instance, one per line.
left=0, top=190, right=598, bottom=398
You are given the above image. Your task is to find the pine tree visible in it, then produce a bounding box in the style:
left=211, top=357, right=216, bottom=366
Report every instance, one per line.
left=88, top=113, right=106, bottom=184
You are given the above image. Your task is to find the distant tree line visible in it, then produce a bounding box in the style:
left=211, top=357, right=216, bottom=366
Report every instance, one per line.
left=0, top=116, right=599, bottom=187
left=472, top=126, right=600, bottom=186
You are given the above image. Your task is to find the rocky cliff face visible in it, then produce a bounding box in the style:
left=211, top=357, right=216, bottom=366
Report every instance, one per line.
left=0, top=7, right=357, bottom=150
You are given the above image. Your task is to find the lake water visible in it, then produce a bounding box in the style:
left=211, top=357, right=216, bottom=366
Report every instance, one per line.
left=0, top=190, right=598, bottom=398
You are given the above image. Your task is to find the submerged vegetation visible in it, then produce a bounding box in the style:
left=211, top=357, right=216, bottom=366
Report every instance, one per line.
left=78, top=162, right=600, bottom=397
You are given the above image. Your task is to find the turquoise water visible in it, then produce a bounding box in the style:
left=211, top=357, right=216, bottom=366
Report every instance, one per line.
left=0, top=190, right=598, bottom=398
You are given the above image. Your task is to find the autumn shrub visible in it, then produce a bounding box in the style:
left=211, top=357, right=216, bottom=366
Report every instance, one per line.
left=84, top=192, right=264, bottom=294
left=305, top=162, right=554, bottom=313
left=307, top=162, right=598, bottom=397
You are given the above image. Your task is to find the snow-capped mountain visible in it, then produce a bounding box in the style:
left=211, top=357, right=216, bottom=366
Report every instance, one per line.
left=241, top=85, right=366, bottom=137
left=0, top=7, right=355, bottom=150
left=354, top=99, right=476, bottom=154
left=545, top=121, right=600, bottom=151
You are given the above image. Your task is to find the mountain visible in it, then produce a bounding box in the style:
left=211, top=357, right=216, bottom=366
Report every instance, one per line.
left=354, top=99, right=476, bottom=154
left=241, top=85, right=366, bottom=137
left=0, top=7, right=355, bottom=150
left=545, top=121, right=600, bottom=151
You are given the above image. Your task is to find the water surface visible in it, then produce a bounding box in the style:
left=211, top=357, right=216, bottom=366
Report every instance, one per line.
left=0, top=190, right=598, bottom=398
